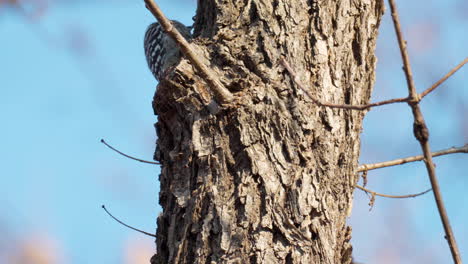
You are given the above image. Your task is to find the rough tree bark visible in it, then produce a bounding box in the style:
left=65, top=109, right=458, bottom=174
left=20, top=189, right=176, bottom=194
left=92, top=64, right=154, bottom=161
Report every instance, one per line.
left=151, top=0, right=384, bottom=263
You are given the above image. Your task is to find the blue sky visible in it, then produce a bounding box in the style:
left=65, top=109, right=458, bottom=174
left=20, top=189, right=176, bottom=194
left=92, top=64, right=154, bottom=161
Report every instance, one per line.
left=1, top=0, right=467, bottom=263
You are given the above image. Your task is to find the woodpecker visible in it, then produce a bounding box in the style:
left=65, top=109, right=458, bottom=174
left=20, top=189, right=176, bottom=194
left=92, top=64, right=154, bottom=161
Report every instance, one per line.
left=144, top=20, right=192, bottom=81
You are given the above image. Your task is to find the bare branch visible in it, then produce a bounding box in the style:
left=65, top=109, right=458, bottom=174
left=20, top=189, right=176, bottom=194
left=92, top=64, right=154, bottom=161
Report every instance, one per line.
left=102, top=205, right=156, bottom=238
left=280, top=57, right=409, bottom=110
left=360, top=96, right=409, bottom=109
left=144, top=0, right=233, bottom=104
left=420, top=57, right=468, bottom=98
left=100, top=139, right=160, bottom=165
left=388, top=0, right=461, bottom=262
left=358, top=144, right=468, bottom=172
left=355, top=185, right=432, bottom=199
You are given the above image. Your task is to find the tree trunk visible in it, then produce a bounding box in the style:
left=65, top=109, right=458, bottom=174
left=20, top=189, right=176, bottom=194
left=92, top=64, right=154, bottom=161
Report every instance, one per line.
left=151, top=0, right=384, bottom=263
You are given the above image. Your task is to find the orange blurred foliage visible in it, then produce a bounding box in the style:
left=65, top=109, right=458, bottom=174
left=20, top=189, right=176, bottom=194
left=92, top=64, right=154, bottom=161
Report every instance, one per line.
left=123, top=236, right=154, bottom=264
left=6, top=233, right=66, bottom=264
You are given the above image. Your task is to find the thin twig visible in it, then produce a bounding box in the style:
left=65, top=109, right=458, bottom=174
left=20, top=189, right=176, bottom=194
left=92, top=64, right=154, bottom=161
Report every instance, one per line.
left=355, top=185, right=432, bottom=199
left=420, top=57, right=468, bottom=98
left=280, top=57, right=409, bottom=110
left=388, top=0, right=461, bottom=262
left=144, top=0, right=233, bottom=104
left=359, top=96, right=409, bottom=109
left=102, top=205, right=156, bottom=238
left=100, top=139, right=160, bottom=165
left=358, top=144, right=468, bottom=172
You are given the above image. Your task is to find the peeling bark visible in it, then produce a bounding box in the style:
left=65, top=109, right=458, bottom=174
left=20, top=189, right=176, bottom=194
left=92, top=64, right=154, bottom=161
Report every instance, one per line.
left=151, top=0, right=384, bottom=263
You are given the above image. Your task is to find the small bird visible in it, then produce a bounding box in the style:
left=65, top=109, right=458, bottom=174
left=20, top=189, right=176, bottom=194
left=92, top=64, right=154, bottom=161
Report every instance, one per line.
left=144, top=20, right=192, bottom=81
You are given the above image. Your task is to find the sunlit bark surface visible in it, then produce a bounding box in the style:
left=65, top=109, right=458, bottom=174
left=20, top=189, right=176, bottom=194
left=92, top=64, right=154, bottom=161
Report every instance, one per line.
left=151, top=0, right=384, bottom=263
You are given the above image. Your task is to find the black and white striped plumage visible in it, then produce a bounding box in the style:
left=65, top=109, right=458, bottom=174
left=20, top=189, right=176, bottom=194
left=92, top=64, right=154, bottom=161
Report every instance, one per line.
left=144, top=20, right=192, bottom=81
